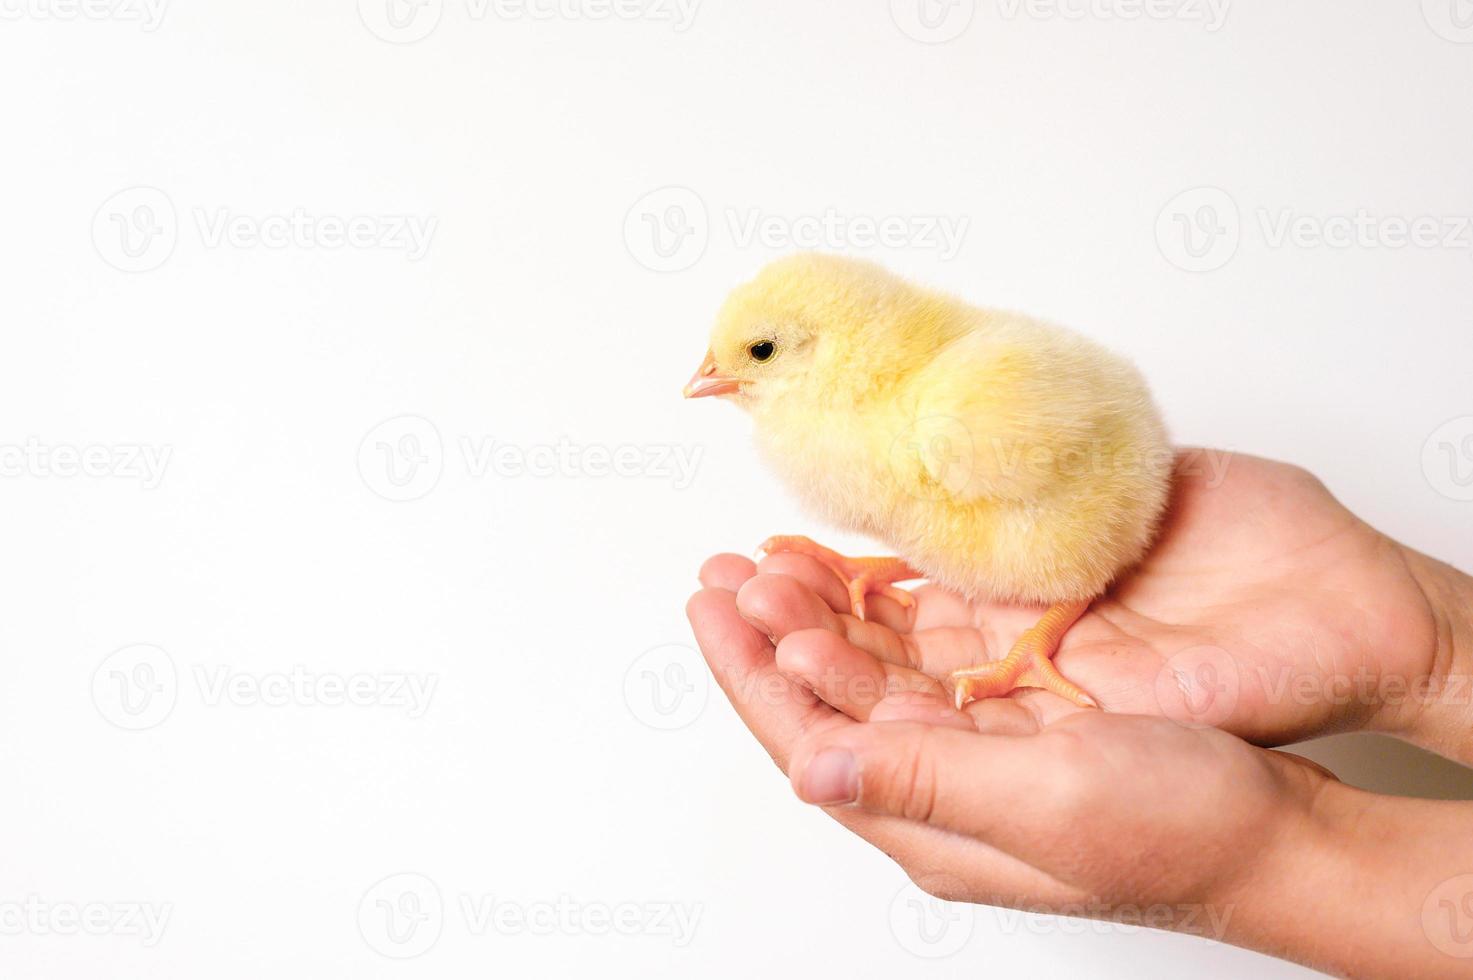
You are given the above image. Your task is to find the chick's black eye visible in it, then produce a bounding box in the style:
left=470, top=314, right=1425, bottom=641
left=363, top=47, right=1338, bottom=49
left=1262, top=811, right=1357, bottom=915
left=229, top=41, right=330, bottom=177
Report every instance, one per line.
left=748, top=341, right=775, bottom=362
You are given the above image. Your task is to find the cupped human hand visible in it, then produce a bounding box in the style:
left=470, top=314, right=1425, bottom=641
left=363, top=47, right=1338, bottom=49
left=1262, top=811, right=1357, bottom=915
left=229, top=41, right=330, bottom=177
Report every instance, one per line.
left=685, top=557, right=1336, bottom=946
left=687, top=452, right=1473, bottom=975
left=727, top=451, right=1447, bottom=748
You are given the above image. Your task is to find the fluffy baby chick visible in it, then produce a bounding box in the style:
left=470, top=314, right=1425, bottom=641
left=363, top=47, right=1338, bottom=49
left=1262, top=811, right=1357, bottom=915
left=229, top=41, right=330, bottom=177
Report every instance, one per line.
left=684, top=254, right=1171, bottom=708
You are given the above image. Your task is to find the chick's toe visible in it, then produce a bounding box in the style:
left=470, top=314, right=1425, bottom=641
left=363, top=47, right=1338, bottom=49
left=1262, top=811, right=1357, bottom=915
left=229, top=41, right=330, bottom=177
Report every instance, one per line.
left=756, top=534, right=922, bottom=623
left=951, top=599, right=1097, bottom=710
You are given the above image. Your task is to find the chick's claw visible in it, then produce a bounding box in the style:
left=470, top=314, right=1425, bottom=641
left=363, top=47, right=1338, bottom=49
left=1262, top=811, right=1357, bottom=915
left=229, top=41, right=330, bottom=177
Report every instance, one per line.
left=950, top=600, right=1098, bottom=710
left=756, top=535, right=922, bottom=623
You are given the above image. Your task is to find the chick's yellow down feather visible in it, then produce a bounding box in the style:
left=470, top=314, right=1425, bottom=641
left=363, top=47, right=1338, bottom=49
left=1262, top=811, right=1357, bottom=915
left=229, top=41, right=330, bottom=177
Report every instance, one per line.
left=685, top=254, right=1173, bottom=707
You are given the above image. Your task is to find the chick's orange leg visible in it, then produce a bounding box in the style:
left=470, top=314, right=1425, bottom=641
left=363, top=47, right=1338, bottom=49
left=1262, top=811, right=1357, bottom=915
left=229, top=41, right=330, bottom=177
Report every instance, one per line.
left=757, top=535, right=922, bottom=622
left=950, top=600, right=1097, bottom=709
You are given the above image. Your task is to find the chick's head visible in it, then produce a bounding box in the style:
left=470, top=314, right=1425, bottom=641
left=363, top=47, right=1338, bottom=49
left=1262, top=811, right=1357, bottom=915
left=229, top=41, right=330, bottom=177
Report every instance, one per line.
left=684, top=253, right=956, bottom=416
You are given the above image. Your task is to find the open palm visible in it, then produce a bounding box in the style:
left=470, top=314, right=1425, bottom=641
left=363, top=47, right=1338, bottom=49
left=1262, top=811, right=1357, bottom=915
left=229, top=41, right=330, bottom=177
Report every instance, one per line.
left=728, top=450, right=1440, bottom=746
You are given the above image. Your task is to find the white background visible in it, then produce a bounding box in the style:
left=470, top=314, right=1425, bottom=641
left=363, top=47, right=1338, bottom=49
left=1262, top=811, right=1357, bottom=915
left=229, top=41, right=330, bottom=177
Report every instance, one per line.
left=2, top=1, right=1472, bottom=977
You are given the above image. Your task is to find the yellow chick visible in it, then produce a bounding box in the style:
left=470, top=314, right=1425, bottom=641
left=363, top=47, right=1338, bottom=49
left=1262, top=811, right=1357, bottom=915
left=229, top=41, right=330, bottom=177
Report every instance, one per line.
left=683, top=254, right=1171, bottom=708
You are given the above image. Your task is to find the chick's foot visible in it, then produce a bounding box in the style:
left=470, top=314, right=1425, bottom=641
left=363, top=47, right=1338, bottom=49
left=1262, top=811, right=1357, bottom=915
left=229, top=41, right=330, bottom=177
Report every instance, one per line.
left=950, top=600, right=1098, bottom=709
left=756, top=535, right=922, bottom=623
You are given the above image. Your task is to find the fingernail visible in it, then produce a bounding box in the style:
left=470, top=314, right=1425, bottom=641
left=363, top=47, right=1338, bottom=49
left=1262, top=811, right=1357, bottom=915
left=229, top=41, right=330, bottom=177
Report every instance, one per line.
left=799, top=748, right=858, bottom=805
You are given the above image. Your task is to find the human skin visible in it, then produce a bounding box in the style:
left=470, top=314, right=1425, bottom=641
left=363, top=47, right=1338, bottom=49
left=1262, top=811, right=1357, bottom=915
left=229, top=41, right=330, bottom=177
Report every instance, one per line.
left=685, top=451, right=1473, bottom=979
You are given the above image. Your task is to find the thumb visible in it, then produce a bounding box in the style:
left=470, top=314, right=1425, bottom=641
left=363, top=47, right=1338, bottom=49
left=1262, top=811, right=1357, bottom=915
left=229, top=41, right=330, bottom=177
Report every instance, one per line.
left=788, top=721, right=1081, bottom=848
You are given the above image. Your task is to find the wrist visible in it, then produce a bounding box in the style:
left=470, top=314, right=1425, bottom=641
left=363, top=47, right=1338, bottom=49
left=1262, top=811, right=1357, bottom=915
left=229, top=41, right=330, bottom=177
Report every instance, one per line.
left=1218, top=776, right=1473, bottom=978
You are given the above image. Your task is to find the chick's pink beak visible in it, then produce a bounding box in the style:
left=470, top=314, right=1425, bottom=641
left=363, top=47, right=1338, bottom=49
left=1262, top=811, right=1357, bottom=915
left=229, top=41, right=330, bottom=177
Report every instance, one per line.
left=683, top=350, right=740, bottom=398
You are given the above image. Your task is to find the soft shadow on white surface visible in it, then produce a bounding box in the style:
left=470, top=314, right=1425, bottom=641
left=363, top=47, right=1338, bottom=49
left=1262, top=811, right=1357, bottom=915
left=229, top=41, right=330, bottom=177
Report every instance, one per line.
left=1291, top=734, right=1473, bottom=801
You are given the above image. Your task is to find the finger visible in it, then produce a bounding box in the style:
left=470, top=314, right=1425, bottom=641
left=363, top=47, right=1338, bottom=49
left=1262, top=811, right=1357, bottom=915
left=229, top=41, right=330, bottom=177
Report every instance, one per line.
left=825, top=808, right=1087, bottom=909
left=960, top=696, right=1048, bottom=736
left=775, top=629, right=938, bottom=720
left=891, top=626, right=994, bottom=677
left=865, top=690, right=1044, bottom=737
left=685, top=586, right=850, bottom=771
left=737, top=571, right=931, bottom=671
left=755, top=552, right=912, bottom=633
left=787, top=721, right=1086, bottom=857
left=735, top=572, right=845, bottom=639
left=868, top=680, right=1067, bottom=736
left=737, top=573, right=1033, bottom=701
left=867, top=691, right=976, bottom=731
left=909, top=590, right=1055, bottom=655
left=699, top=553, right=757, bottom=592
left=689, top=588, right=1082, bottom=909
left=753, top=553, right=849, bottom=609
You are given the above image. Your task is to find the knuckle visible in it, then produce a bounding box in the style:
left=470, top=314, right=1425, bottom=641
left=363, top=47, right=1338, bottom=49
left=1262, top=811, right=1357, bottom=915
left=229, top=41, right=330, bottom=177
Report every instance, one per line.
left=879, top=729, right=941, bottom=825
